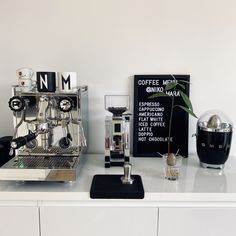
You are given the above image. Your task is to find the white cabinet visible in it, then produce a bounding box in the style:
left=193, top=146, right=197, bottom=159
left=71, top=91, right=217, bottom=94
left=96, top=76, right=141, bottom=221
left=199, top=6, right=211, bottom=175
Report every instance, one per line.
left=2, top=205, right=236, bottom=236
left=40, top=206, right=158, bottom=236
left=0, top=206, right=39, bottom=236
left=158, top=207, right=236, bottom=236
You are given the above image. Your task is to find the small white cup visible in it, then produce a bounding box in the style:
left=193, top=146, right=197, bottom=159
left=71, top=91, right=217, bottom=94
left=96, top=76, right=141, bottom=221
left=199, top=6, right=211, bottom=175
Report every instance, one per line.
left=16, top=67, right=34, bottom=92
left=58, top=72, right=77, bottom=93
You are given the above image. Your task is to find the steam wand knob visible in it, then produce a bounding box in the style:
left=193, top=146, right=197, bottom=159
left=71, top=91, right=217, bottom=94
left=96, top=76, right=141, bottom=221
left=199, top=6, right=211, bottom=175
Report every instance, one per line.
left=121, top=163, right=134, bottom=184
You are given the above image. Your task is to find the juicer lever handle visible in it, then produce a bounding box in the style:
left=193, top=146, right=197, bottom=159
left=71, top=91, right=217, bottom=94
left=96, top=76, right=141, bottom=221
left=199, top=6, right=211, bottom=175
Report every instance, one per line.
left=11, top=133, right=37, bottom=149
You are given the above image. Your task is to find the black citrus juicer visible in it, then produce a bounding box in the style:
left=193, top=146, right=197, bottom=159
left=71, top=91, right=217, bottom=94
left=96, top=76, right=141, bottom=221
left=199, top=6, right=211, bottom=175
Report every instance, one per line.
left=195, top=110, right=233, bottom=169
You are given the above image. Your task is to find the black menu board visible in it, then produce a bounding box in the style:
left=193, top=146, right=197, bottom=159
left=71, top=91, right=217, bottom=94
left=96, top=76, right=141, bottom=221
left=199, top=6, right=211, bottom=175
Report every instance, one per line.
left=133, top=75, right=190, bottom=157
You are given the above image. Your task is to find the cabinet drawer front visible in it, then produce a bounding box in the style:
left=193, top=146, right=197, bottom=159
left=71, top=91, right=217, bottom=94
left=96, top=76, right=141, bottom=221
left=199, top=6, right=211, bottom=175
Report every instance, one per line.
left=159, top=207, right=236, bottom=236
left=40, top=206, right=158, bottom=236
left=0, top=206, right=39, bottom=236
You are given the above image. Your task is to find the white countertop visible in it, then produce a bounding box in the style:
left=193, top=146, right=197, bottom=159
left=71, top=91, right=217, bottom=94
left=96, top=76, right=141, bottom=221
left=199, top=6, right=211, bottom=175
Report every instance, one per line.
left=0, top=154, right=236, bottom=207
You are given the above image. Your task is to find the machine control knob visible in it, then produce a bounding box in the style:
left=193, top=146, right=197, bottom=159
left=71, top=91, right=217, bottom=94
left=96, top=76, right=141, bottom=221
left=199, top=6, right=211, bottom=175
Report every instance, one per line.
left=121, top=163, right=134, bottom=184
left=59, top=137, right=71, bottom=149
left=8, top=96, right=25, bottom=112
left=58, top=97, right=73, bottom=112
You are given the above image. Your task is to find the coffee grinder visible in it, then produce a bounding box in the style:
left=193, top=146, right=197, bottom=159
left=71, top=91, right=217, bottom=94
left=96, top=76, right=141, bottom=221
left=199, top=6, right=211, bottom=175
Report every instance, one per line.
left=90, top=95, right=144, bottom=199
left=104, top=95, right=130, bottom=168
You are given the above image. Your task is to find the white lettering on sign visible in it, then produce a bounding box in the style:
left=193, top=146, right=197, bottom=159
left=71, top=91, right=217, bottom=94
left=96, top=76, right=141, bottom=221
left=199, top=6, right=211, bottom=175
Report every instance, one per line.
left=137, top=80, right=160, bottom=86
left=40, top=75, right=48, bottom=89
left=146, top=86, right=164, bottom=93
left=163, top=79, right=175, bottom=85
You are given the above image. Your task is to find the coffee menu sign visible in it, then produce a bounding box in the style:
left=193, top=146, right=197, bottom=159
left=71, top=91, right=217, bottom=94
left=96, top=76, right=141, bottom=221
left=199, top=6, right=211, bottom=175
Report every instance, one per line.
left=133, top=75, right=190, bottom=157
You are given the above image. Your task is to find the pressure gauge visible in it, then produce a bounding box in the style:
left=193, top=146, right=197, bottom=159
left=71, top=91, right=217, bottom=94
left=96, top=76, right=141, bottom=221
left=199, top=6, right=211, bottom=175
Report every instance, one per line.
left=58, top=97, right=73, bottom=112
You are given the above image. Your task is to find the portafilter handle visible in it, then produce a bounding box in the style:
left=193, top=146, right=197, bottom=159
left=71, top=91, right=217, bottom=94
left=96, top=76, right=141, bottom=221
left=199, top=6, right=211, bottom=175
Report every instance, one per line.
left=10, top=133, right=37, bottom=150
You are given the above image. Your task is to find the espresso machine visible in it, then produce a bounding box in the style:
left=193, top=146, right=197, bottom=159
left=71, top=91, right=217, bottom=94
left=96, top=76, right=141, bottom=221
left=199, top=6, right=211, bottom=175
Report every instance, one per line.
left=104, top=95, right=130, bottom=168
left=0, top=69, right=88, bottom=181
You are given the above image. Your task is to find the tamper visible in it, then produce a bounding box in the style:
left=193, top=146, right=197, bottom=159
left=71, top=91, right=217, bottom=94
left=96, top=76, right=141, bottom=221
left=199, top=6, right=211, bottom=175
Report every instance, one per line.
left=121, top=163, right=134, bottom=184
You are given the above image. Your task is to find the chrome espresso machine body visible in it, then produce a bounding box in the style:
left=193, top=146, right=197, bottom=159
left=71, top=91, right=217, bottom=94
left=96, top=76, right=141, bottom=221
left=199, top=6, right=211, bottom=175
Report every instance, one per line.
left=0, top=70, right=88, bottom=181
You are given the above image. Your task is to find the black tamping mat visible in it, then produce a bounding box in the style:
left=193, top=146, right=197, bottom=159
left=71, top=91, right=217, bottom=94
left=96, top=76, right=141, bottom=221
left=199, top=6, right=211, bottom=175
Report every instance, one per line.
left=90, top=175, right=144, bottom=199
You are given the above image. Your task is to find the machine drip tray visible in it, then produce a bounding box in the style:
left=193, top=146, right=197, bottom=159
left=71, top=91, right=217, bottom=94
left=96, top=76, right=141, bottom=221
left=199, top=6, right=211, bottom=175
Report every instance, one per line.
left=15, top=156, right=77, bottom=169
left=90, top=174, right=144, bottom=199
left=0, top=156, right=80, bottom=181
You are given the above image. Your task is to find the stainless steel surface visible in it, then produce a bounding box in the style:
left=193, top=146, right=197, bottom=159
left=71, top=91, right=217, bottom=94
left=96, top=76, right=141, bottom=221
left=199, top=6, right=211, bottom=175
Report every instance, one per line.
left=19, top=146, right=79, bottom=156
left=207, top=114, right=222, bottom=129
left=37, top=96, right=49, bottom=121
left=0, top=156, right=79, bottom=181
left=197, top=111, right=233, bottom=133
left=10, top=156, right=77, bottom=169
left=198, top=121, right=232, bottom=132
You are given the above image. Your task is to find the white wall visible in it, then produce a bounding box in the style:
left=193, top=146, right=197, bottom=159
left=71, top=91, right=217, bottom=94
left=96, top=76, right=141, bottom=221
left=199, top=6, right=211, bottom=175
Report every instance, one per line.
left=0, top=0, right=235, bottom=155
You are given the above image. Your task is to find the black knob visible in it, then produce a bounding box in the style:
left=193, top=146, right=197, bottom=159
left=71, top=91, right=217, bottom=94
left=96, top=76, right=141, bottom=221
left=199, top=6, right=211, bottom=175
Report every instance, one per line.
left=59, top=137, right=71, bottom=149
left=8, top=96, right=25, bottom=112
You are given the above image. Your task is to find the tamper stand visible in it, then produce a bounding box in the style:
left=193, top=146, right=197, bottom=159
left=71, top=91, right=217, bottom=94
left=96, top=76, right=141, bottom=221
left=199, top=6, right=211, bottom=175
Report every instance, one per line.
left=90, top=163, right=144, bottom=199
